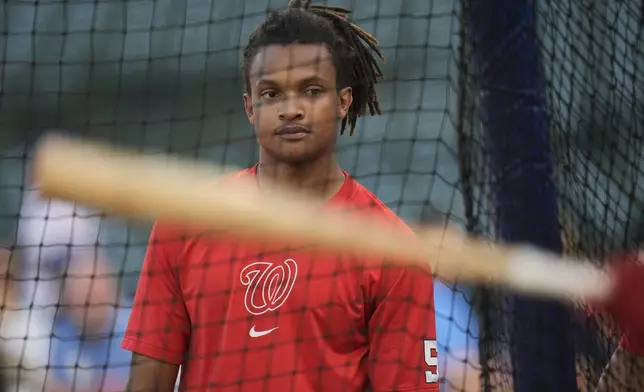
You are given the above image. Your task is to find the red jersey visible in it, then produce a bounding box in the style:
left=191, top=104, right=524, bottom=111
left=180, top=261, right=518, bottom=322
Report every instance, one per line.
left=122, top=166, right=439, bottom=391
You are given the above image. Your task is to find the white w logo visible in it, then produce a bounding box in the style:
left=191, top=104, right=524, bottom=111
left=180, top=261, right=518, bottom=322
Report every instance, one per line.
left=240, top=259, right=298, bottom=316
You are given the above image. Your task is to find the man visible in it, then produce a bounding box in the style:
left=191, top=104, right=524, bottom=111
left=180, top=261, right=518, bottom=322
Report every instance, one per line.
left=121, top=1, right=439, bottom=391
left=48, top=258, right=132, bottom=392
left=17, top=157, right=112, bottom=334
left=0, top=239, right=132, bottom=392
left=16, top=157, right=132, bottom=391
left=0, top=244, right=48, bottom=392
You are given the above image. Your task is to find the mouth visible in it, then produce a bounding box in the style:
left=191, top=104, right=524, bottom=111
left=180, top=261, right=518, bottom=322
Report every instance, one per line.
left=276, top=125, right=311, bottom=140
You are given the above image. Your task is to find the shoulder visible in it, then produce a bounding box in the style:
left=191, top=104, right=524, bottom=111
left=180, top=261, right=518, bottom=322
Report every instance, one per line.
left=17, top=191, right=101, bottom=245
left=149, top=167, right=254, bottom=250
left=345, top=180, right=433, bottom=278
left=154, top=165, right=254, bottom=229
left=147, top=220, right=193, bottom=254
left=20, top=187, right=98, bottom=218
left=347, top=179, right=413, bottom=233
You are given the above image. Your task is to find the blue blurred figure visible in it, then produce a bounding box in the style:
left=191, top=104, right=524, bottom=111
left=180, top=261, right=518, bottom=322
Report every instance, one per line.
left=50, top=297, right=132, bottom=392
left=14, top=156, right=132, bottom=392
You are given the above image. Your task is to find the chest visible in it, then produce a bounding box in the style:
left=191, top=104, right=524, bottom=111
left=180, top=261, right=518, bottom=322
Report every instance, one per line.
left=177, top=236, right=369, bottom=334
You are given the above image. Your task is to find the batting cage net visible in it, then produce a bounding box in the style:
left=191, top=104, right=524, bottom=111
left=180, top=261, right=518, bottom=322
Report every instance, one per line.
left=0, top=0, right=640, bottom=391
left=459, top=0, right=644, bottom=391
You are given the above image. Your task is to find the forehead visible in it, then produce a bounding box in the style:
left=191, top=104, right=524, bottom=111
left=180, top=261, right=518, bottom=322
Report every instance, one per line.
left=249, top=44, right=336, bottom=83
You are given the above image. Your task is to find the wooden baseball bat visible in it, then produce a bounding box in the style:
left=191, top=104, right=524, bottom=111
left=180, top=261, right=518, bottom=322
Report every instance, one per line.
left=32, top=134, right=613, bottom=302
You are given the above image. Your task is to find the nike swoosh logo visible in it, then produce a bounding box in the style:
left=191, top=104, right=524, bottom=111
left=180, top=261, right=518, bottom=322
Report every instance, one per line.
left=249, top=325, right=279, bottom=338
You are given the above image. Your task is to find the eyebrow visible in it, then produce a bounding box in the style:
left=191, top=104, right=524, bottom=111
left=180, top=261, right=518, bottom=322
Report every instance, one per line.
left=255, top=75, right=330, bottom=87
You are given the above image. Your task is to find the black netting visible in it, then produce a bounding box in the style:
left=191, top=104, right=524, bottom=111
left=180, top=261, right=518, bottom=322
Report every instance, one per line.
left=541, top=1, right=644, bottom=390
left=458, top=0, right=644, bottom=391
left=1, top=0, right=640, bottom=391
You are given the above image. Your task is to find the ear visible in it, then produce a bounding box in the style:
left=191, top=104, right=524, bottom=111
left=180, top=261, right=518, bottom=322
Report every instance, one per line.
left=243, top=93, right=255, bottom=125
left=337, top=87, right=353, bottom=120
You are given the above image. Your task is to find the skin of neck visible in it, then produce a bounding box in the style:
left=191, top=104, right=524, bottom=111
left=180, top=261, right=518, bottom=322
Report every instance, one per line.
left=257, top=149, right=346, bottom=201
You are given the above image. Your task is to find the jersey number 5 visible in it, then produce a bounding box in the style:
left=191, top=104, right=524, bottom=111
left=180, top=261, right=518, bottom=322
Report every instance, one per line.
left=423, top=339, right=439, bottom=383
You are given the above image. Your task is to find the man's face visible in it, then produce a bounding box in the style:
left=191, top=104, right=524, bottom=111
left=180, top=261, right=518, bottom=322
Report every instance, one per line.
left=244, top=43, right=353, bottom=165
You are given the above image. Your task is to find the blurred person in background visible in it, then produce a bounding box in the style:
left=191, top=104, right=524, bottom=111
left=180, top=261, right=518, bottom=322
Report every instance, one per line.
left=49, top=256, right=132, bottom=392
left=13, top=151, right=132, bottom=391
left=0, top=244, right=48, bottom=392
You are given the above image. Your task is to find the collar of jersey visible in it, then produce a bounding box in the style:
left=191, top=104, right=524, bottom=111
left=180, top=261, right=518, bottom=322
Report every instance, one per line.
left=246, top=163, right=356, bottom=204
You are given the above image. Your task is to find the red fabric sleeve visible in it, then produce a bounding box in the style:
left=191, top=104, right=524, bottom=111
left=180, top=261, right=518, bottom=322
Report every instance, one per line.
left=121, top=222, right=191, bottom=365
left=617, top=334, right=644, bottom=356
left=365, top=264, right=439, bottom=392
left=591, top=252, right=644, bottom=356
left=608, top=253, right=644, bottom=356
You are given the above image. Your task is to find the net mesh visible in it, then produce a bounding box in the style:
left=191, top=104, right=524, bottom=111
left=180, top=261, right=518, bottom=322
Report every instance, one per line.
left=0, top=0, right=640, bottom=391
left=457, top=0, right=644, bottom=391
left=543, top=1, right=643, bottom=390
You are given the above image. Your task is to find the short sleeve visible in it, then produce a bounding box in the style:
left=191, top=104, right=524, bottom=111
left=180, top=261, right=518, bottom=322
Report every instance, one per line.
left=365, top=264, right=439, bottom=391
left=121, top=222, right=190, bottom=365
left=17, top=191, right=101, bottom=262
left=618, top=333, right=644, bottom=356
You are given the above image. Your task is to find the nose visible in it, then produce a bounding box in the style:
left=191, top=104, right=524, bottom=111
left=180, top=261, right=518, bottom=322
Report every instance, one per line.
left=278, top=95, right=304, bottom=122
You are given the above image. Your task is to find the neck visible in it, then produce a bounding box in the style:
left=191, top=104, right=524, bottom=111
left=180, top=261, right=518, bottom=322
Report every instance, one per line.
left=257, top=152, right=345, bottom=201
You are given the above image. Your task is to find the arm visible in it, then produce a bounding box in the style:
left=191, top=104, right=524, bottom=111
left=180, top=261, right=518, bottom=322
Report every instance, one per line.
left=126, top=353, right=180, bottom=392
left=121, top=222, right=191, bottom=392
left=365, top=263, right=439, bottom=391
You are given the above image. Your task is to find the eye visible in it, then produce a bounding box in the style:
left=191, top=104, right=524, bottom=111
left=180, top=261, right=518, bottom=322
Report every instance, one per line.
left=260, top=90, right=279, bottom=100
left=304, top=87, right=323, bottom=97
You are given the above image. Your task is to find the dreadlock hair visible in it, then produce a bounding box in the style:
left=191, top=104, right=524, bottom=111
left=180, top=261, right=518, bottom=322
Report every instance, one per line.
left=242, top=0, right=385, bottom=136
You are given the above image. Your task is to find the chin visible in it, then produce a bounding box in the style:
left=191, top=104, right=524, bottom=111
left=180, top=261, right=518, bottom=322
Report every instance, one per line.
left=275, top=152, right=319, bottom=165
left=267, top=146, right=322, bottom=165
